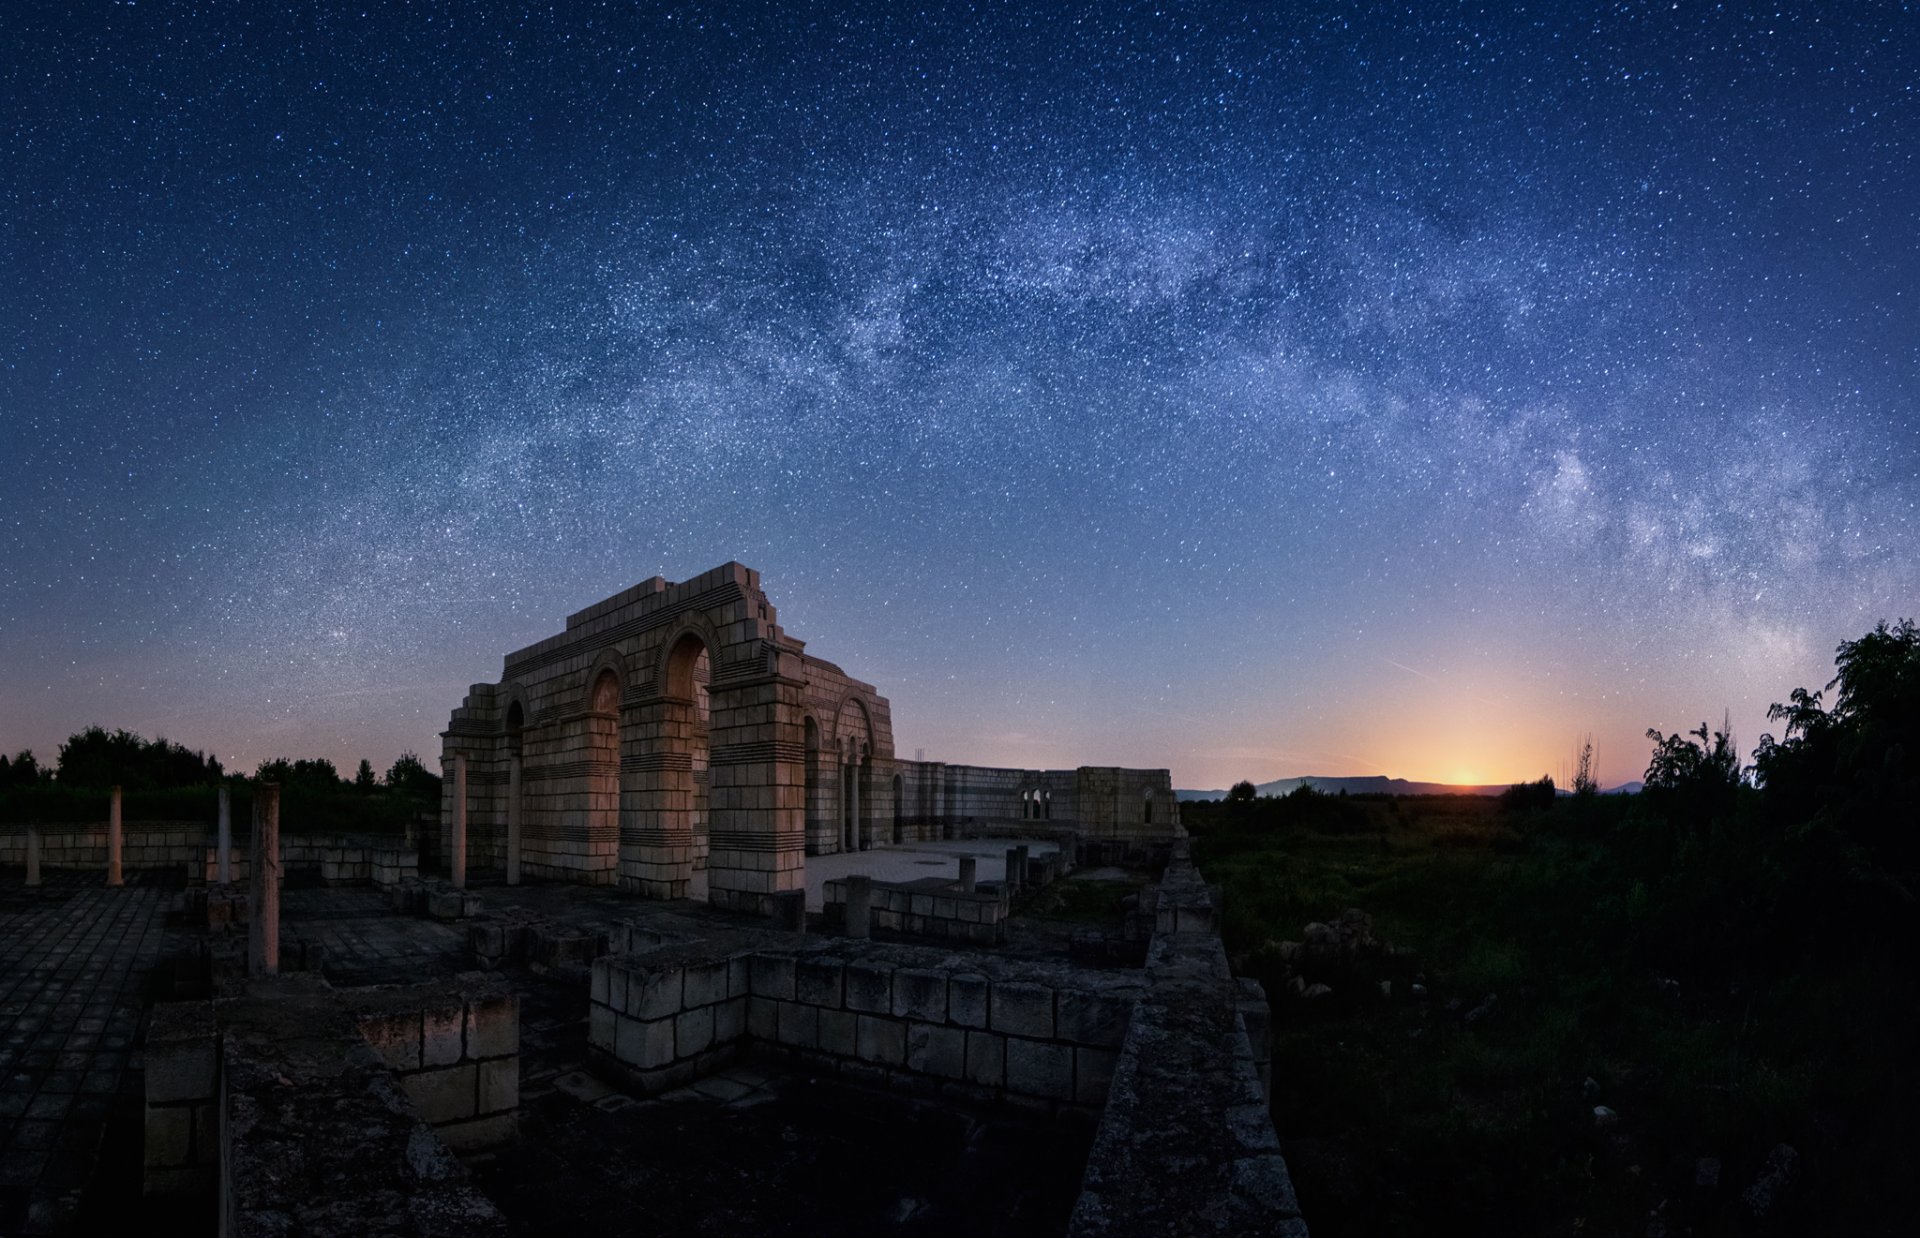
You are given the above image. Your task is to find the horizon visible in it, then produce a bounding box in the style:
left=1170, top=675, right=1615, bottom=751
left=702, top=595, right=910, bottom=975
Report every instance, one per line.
left=3, top=6, right=1914, bottom=794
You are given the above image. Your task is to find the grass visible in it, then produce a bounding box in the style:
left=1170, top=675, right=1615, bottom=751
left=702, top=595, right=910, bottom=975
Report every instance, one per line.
left=1189, top=795, right=1919, bottom=1236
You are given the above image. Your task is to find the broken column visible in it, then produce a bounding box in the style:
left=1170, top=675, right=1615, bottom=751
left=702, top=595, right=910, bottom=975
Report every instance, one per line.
left=25, top=824, right=40, bottom=887
left=217, top=783, right=232, bottom=884
left=1004, top=847, right=1022, bottom=894
left=845, top=875, right=872, bottom=939
left=1016, top=845, right=1031, bottom=887
left=505, top=753, right=521, bottom=886
left=107, top=785, right=124, bottom=886
left=249, top=783, right=280, bottom=975
left=451, top=754, right=468, bottom=890
left=769, top=888, right=807, bottom=932
left=958, top=855, right=977, bottom=893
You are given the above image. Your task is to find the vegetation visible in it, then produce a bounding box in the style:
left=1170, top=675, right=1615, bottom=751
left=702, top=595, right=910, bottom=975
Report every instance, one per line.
left=1187, top=619, right=1920, bottom=1236
left=0, top=730, right=441, bottom=834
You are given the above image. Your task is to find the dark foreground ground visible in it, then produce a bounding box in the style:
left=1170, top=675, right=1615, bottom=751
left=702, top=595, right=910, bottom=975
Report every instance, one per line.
left=0, top=866, right=1122, bottom=1237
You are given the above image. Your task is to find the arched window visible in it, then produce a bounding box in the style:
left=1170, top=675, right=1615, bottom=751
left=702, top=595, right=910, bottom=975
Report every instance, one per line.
left=1143, top=789, right=1154, bottom=825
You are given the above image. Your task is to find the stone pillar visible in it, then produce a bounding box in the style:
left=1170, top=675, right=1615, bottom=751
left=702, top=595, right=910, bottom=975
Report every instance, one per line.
left=107, top=786, right=124, bottom=887
left=249, top=783, right=280, bottom=975
left=1004, top=847, right=1022, bottom=893
left=506, top=753, right=522, bottom=886
left=850, top=760, right=862, bottom=852
left=958, top=855, right=977, bottom=893
left=25, top=825, right=40, bottom=887
left=1016, top=845, right=1031, bottom=887
left=216, top=784, right=232, bottom=885
left=702, top=672, right=807, bottom=916
left=451, top=754, right=468, bottom=891
left=845, top=875, right=872, bottom=939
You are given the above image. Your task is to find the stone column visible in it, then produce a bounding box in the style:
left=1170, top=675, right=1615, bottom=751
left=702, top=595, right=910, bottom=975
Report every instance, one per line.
left=451, top=754, right=468, bottom=891
left=25, top=825, right=40, bottom=887
left=1004, top=847, right=1022, bottom=893
left=845, top=875, right=872, bottom=939
left=249, top=783, right=281, bottom=975
left=958, top=856, right=977, bottom=893
left=1015, top=845, right=1031, bottom=888
left=216, top=784, right=232, bottom=885
left=850, top=760, right=862, bottom=852
left=107, top=785, right=124, bottom=887
left=505, top=753, right=522, bottom=886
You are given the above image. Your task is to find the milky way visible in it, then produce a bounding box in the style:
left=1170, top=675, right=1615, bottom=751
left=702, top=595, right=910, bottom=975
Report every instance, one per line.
left=3, top=3, right=1915, bottom=787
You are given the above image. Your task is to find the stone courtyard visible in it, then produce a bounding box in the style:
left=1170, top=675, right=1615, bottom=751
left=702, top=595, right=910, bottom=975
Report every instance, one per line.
left=0, top=566, right=1305, bottom=1235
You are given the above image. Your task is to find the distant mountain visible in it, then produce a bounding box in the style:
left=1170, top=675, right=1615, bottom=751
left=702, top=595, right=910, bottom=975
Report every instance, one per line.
left=1178, top=774, right=1646, bottom=801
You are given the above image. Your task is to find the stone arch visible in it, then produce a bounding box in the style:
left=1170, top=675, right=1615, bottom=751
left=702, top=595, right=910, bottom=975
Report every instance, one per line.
left=833, top=694, right=875, bottom=852
left=584, top=662, right=624, bottom=877
left=803, top=715, right=830, bottom=855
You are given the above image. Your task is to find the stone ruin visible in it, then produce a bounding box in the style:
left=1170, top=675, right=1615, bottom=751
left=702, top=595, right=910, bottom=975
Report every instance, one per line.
left=0, top=564, right=1307, bottom=1236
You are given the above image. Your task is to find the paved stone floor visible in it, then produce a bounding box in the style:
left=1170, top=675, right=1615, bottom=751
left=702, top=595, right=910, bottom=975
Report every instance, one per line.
left=0, top=871, right=179, bottom=1236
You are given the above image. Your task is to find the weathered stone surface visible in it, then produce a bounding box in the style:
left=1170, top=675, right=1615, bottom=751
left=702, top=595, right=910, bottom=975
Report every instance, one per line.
left=906, top=1022, right=967, bottom=1080
left=991, top=982, right=1055, bottom=1039
left=891, top=968, right=948, bottom=1023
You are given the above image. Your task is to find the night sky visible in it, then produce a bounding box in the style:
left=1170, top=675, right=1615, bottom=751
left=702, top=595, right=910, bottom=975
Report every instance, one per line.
left=3, top=3, right=1915, bottom=790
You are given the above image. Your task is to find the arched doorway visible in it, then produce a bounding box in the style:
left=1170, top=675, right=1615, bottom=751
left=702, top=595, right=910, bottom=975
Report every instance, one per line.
left=588, top=669, right=620, bottom=874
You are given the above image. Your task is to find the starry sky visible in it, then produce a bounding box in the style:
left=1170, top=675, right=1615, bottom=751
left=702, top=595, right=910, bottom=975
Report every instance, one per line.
left=2, top=2, right=1915, bottom=790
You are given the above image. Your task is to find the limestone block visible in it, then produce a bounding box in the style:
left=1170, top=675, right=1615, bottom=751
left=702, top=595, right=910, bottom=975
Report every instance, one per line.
left=715, top=996, right=747, bottom=1043
left=748, top=996, right=778, bottom=1041
left=676, top=1005, right=715, bottom=1057
left=906, top=1022, right=967, bottom=1080
left=817, top=1008, right=857, bottom=1057
left=146, top=1016, right=218, bottom=1104
left=855, top=1015, right=906, bottom=1066
left=589, top=1002, right=616, bottom=1052
left=845, top=960, right=894, bottom=1014
left=477, top=1057, right=518, bottom=1115
left=466, top=993, right=519, bottom=1058
left=422, top=1004, right=466, bottom=1068
left=358, top=1011, right=424, bottom=1073
left=438, top=1112, right=516, bottom=1151
left=794, top=957, right=844, bottom=1008
left=776, top=1001, right=818, bottom=1050
left=1006, top=1038, right=1074, bottom=1101
left=616, top=1015, right=676, bottom=1070
left=1057, top=990, right=1132, bottom=1048
left=683, top=958, right=731, bottom=1008
left=625, top=967, right=685, bottom=1021
left=990, top=982, right=1055, bottom=1040
left=403, top=1063, right=478, bottom=1123
left=948, top=973, right=990, bottom=1029
left=749, top=953, right=797, bottom=1001
left=965, top=1031, right=1006, bottom=1088
left=144, top=1105, right=194, bottom=1169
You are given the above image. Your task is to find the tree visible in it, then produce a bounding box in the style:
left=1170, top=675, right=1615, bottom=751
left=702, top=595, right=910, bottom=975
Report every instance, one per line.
left=354, top=758, right=377, bottom=793
left=1643, top=714, right=1742, bottom=828
left=386, top=751, right=441, bottom=802
left=1226, top=780, right=1258, bottom=804
left=1571, top=735, right=1599, bottom=798
left=1500, top=775, right=1556, bottom=814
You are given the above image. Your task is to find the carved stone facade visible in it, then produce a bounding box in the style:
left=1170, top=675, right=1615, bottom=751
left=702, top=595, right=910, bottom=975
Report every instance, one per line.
left=440, top=563, right=1177, bottom=911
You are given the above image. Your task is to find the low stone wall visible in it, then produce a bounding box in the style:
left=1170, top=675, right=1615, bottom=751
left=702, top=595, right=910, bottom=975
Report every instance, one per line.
left=144, top=974, right=511, bottom=1236
left=1067, top=845, right=1304, bottom=1237
left=820, top=878, right=1011, bottom=943
left=2, top=821, right=206, bottom=870
left=202, top=835, right=419, bottom=887
left=345, top=976, right=521, bottom=1150
left=1, top=822, right=418, bottom=887
left=588, top=940, right=1143, bottom=1116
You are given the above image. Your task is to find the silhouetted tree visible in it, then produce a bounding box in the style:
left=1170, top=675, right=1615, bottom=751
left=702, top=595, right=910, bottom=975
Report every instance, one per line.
left=354, top=758, right=377, bottom=793
left=1226, top=780, right=1258, bottom=803
left=1500, top=775, right=1557, bottom=814
left=1643, top=714, right=1742, bottom=830
left=385, top=751, right=440, bottom=803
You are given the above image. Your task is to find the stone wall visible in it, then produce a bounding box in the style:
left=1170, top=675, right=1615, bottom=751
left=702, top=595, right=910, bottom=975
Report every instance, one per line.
left=345, top=976, right=522, bottom=1150
left=1, top=823, right=417, bottom=885
left=820, top=877, right=1012, bottom=943
left=588, top=940, right=1143, bottom=1116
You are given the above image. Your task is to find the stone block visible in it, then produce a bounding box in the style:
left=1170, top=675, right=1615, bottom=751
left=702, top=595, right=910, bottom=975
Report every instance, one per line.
left=844, top=960, right=893, bottom=1013
left=748, top=996, right=778, bottom=1042
left=776, top=1001, right=818, bottom=1050
left=749, top=954, right=797, bottom=1001
left=616, top=1015, right=677, bottom=1070
left=403, top=1063, right=478, bottom=1123
left=906, top=1022, right=966, bottom=1080
left=143, top=1104, right=193, bottom=1168
left=990, top=982, right=1055, bottom=1039
left=856, top=1015, right=906, bottom=1066
left=677, top=1005, right=716, bottom=1057
left=948, top=973, right=989, bottom=1029
left=1057, top=990, right=1132, bottom=1048
left=357, top=1011, right=423, bottom=1073
left=477, top=1057, right=518, bottom=1115
left=422, top=1004, right=465, bottom=1068
left=588, top=1002, right=616, bottom=1052
left=715, top=997, right=747, bottom=1043
left=683, top=959, right=731, bottom=1008
left=146, top=1035, right=217, bottom=1105
left=728, top=956, right=752, bottom=998
left=1075, top=1047, right=1119, bottom=1105
left=626, top=967, right=685, bottom=1021
left=817, top=1008, right=857, bottom=1057
left=965, top=1031, right=1005, bottom=1088
left=466, top=993, right=519, bottom=1058
left=1006, top=1038, right=1073, bottom=1101
left=795, top=957, right=844, bottom=1008
left=891, top=969, right=947, bottom=1023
